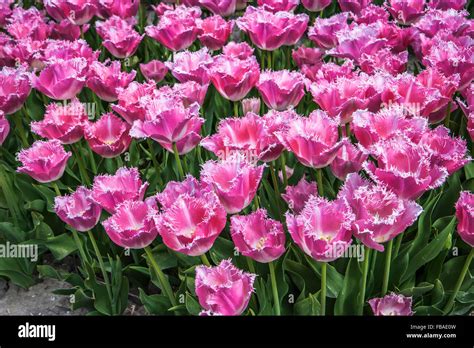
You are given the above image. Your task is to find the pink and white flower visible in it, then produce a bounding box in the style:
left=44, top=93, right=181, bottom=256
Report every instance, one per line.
left=369, top=293, right=413, bottom=316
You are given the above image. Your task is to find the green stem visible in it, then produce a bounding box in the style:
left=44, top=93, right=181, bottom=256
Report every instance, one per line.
left=269, top=162, right=283, bottom=221
left=144, top=246, right=177, bottom=307
left=246, top=257, right=256, bottom=274
left=320, top=262, right=327, bottom=315
left=71, top=229, right=90, bottom=266
left=172, top=143, right=185, bottom=180
left=444, top=102, right=452, bottom=128
left=443, top=248, right=474, bottom=314
left=12, top=112, right=29, bottom=148
left=280, top=153, right=288, bottom=188
left=147, top=140, right=163, bottom=186
left=358, top=247, right=371, bottom=315
left=345, top=123, right=351, bottom=138
left=72, top=143, right=91, bottom=185
left=267, top=50, right=272, bottom=70
left=269, top=261, right=281, bottom=315
left=200, top=253, right=211, bottom=267
left=316, top=169, right=324, bottom=197
left=234, top=101, right=239, bottom=117
left=381, top=240, right=393, bottom=296
left=52, top=182, right=61, bottom=196
left=393, top=232, right=403, bottom=259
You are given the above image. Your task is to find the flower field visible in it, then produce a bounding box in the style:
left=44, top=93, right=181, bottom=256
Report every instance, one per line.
left=0, top=0, right=473, bottom=317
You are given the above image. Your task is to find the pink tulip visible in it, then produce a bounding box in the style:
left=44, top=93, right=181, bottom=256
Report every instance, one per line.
left=140, top=60, right=168, bottom=83
left=197, top=15, right=234, bottom=51
left=301, top=0, right=332, bottom=11
left=102, top=200, right=158, bottom=249
left=96, top=16, right=143, bottom=59
left=237, top=6, right=309, bottom=51
left=151, top=2, right=174, bottom=16
left=339, top=173, right=422, bottom=251
left=0, top=110, right=10, bottom=145
left=414, top=8, right=470, bottom=38
left=302, top=60, right=355, bottom=83
left=154, top=176, right=227, bottom=256
left=455, top=191, right=474, bottom=247
left=364, top=137, right=448, bottom=200
left=201, top=154, right=264, bottom=214
left=241, top=98, right=261, bottom=114
left=209, top=55, right=260, bottom=101
left=145, top=6, right=201, bottom=52
left=54, top=186, right=102, bottom=232
left=0, top=66, right=31, bottom=115
left=369, top=293, right=413, bottom=316
left=338, top=0, right=373, bottom=14
left=286, top=195, right=354, bottom=262
left=330, top=142, right=368, bottom=181
left=50, top=20, right=85, bottom=41
left=387, top=0, right=426, bottom=24
left=44, top=0, right=97, bottom=25
left=428, top=0, right=466, bottom=10
left=468, top=113, right=474, bottom=141
left=257, top=0, right=300, bottom=12
left=130, top=93, right=204, bottom=155
left=308, top=13, right=349, bottom=50
left=257, top=70, right=306, bottom=111
left=275, top=111, right=345, bottom=169
left=32, top=58, right=87, bottom=100
left=0, top=0, right=13, bottom=28
left=359, top=49, right=408, bottom=76
left=6, top=7, right=51, bottom=41
left=86, top=60, right=136, bottom=102
left=292, top=46, right=324, bottom=68
left=31, top=98, right=87, bottom=144
left=112, top=81, right=156, bottom=124
left=84, top=112, right=131, bottom=158
left=173, top=81, right=209, bottom=107
left=17, top=140, right=71, bottom=183
left=92, top=167, right=148, bottom=214
left=98, top=0, right=139, bottom=18
left=353, top=4, right=390, bottom=24
left=165, top=48, right=213, bottom=85
left=230, top=209, right=285, bottom=263
left=222, top=41, right=254, bottom=60
left=41, top=39, right=99, bottom=65
left=199, top=0, right=236, bottom=16
left=282, top=177, right=318, bottom=214
left=195, top=259, right=256, bottom=316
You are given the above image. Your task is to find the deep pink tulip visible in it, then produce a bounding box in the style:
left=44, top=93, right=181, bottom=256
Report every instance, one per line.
left=282, top=177, right=318, bottom=214
left=468, top=113, right=474, bottom=141
left=257, top=0, right=299, bottom=12
left=302, top=60, right=355, bottom=83
left=339, top=173, right=422, bottom=251
left=330, top=142, right=368, bottom=181
left=428, top=0, right=466, bottom=10
left=195, top=259, right=256, bottom=316
left=6, top=7, right=51, bottom=41
left=86, top=60, right=136, bottom=102
left=151, top=2, right=174, bottom=16
left=32, top=58, right=87, bottom=100
left=201, top=154, right=264, bottom=214
left=237, top=6, right=309, bottom=51
left=17, top=140, right=71, bottom=183
left=364, top=138, right=448, bottom=200
left=44, top=0, right=97, bottom=25
left=0, top=0, right=13, bottom=28
left=140, top=60, right=168, bottom=83
left=230, top=209, right=285, bottom=263
left=276, top=111, right=345, bottom=169
left=54, top=186, right=102, bottom=232
left=50, top=20, right=85, bottom=41
left=0, top=110, right=10, bottom=145
left=241, top=98, right=261, bottom=115
left=173, top=81, right=209, bottom=107
left=199, top=0, right=236, bottom=16
left=130, top=94, right=204, bottom=155
left=353, top=4, right=390, bottom=23
left=286, top=195, right=354, bottom=262
left=98, top=0, right=139, bottom=18
left=369, top=293, right=413, bottom=316
left=102, top=200, right=158, bottom=249
left=257, top=70, right=306, bottom=111
left=338, top=0, right=373, bottom=14
left=455, top=191, right=474, bottom=247
left=414, top=8, right=470, bottom=38
left=96, top=16, right=143, bottom=59
left=165, top=48, right=213, bottom=85
left=92, top=167, right=148, bottom=214
left=359, top=49, right=408, bottom=76
left=145, top=6, right=201, bottom=52
left=0, top=66, right=31, bottom=115
left=222, top=41, right=254, bottom=60
left=31, top=98, right=87, bottom=144
left=41, top=38, right=99, bottom=65
left=84, top=112, right=131, bottom=158
left=197, top=15, right=234, bottom=51
left=210, top=55, right=260, bottom=102
left=387, top=0, right=426, bottom=24
left=308, top=13, right=349, bottom=50
left=301, top=0, right=331, bottom=11
left=154, top=176, right=227, bottom=256
left=112, top=81, right=157, bottom=124
left=292, top=46, right=324, bottom=68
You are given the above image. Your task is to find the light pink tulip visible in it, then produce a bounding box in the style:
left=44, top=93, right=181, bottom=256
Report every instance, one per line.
left=286, top=195, right=354, bottom=262
left=301, top=0, right=331, bottom=11
left=414, top=8, right=470, bottom=38
left=6, top=7, right=51, bottom=41
left=112, top=81, right=157, bottom=124
left=387, top=0, right=426, bottom=24
left=338, top=0, right=373, bottom=14
left=172, top=81, right=209, bottom=107
left=302, top=60, right=355, bottom=83
left=330, top=142, right=368, bottom=181
left=0, top=110, right=10, bottom=145
left=308, top=13, right=349, bottom=50
left=292, top=46, right=324, bottom=68
left=257, top=0, right=300, bottom=12
left=197, top=15, right=234, bottom=51
left=17, top=140, right=71, bottom=183
left=241, top=98, right=261, bottom=115
left=199, top=0, right=236, bottom=16
left=369, top=293, right=413, bottom=316
left=98, top=0, right=139, bottom=18
left=54, top=186, right=102, bottom=232
left=140, top=60, right=168, bottom=83
left=222, top=41, right=254, bottom=60
left=282, top=176, right=318, bottom=214
left=165, top=48, right=213, bottom=85
left=92, top=167, right=149, bottom=214
left=195, top=259, right=256, bottom=316
left=41, top=39, right=99, bottom=66
left=359, top=49, right=408, bottom=76
left=50, top=20, right=85, bottom=41
left=44, top=0, right=97, bottom=25
left=201, top=154, right=264, bottom=214
left=428, top=0, right=466, bottom=10
left=455, top=191, right=474, bottom=247
left=0, top=66, right=31, bottom=115
left=96, top=16, right=143, bottom=59
left=353, top=4, right=390, bottom=23
left=0, top=0, right=13, bottom=28
left=257, top=70, right=306, bottom=111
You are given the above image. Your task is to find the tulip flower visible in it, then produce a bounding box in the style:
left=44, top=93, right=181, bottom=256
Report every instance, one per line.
left=387, top=0, right=426, bottom=25
left=339, top=173, right=422, bottom=251
left=139, top=60, right=168, bottom=83
left=92, top=167, right=149, bottom=214
left=96, top=16, right=143, bottom=59
left=241, top=98, right=261, bottom=114
left=195, top=259, right=256, bottom=316
left=330, top=142, right=368, bottom=181
left=84, top=112, right=131, bottom=158
left=6, top=7, right=51, bottom=41
left=359, top=49, right=408, bottom=76
left=0, top=0, right=12, bottom=28
left=257, top=70, right=306, bottom=111
left=112, top=81, right=156, bottom=124
left=17, top=140, right=71, bottom=183
left=286, top=195, right=354, bottom=262
left=275, top=110, right=345, bottom=169
left=32, top=58, right=87, bottom=100
left=54, top=186, right=102, bottom=232
left=209, top=55, right=260, bottom=102
left=428, top=0, right=466, bottom=10
left=173, top=81, right=209, bottom=107
left=0, top=66, right=31, bottom=115
left=414, top=8, right=470, bottom=39
left=199, top=0, right=236, bottom=17
left=369, top=293, right=413, bottom=316
left=44, top=0, right=97, bottom=25
left=102, top=200, right=158, bottom=249
left=222, top=41, right=254, bottom=60
left=86, top=60, right=136, bottom=102
left=257, top=0, right=300, bottom=12
left=292, top=46, right=324, bottom=68
left=165, top=48, right=213, bottom=85
left=282, top=177, right=318, bottom=214
left=41, top=38, right=99, bottom=65
left=354, top=4, right=390, bottom=23
left=0, top=110, right=10, bottom=145
left=455, top=191, right=474, bottom=247
left=301, top=0, right=332, bottom=11
left=98, top=0, right=139, bottom=18
left=50, top=20, right=86, bottom=41
left=31, top=98, right=88, bottom=144
left=197, top=15, right=234, bottom=51
left=338, top=0, right=373, bottom=14
left=308, top=13, right=349, bottom=50
left=230, top=209, right=286, bottom=263
left=201, top=154, right=264, bottom=214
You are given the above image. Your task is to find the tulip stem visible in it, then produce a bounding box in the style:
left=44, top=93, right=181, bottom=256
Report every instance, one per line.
left=358, top=246, right=371, bottom=315
left=267, top=51, right=272, bottom=70
left=234, top=101, right=239, bottom=117
left=393, top=232, right=403, bottom=259
left=72, top=143, right=91, bottom=185
left=280, top=153, right=288, bottom=188
left=172, top=142, right=185, bottom=180
left=269, top=261, right=280, bottom=315
left=316, top=169, right=324, bottom=197
left=52, top=182, right=61, bottom=196
left=269, top=162, right=283, bottom=221
left=381, top=239, right=393, bottom=296
left=144, top=246, right=177, bottom=307
left=246, top=257, right=256, bottom=274
left=320, top=262, right=327, bottom=316
left=147, top=140, right=163, bottom=186
left=200, top=253, right=211, bottom=267
left=444, top=102, right=452, bottom=128
left=12, top=112, right=29, bottom=148
left=443, top=248, right=474, bottom=314
left=345, top=123, right=351, bottom=138
left=71, top=229, right=91, bottom=266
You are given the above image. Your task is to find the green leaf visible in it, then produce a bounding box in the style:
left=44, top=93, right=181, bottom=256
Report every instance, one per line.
left=400, top=282, right=434, bottom=298
left=185, top=292, right=201, bottom=315
left=44, top=233, right=77, bottom=260
left=334, top=257, right=363, bottom=315
left=294, top=293, right=321, bottom=315
left=139, top=288, right=171, bottom=315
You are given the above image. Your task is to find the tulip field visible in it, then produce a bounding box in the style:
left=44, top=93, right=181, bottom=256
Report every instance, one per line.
left=0, top=0, right=474, bottom=317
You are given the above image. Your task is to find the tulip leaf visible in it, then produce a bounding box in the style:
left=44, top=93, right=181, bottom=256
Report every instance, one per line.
left=44, top=233, right=77, bottom=261
left=334, top=257, right=363, bottom=315
left=139, top=288, right=171, bottom=315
